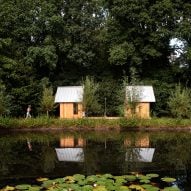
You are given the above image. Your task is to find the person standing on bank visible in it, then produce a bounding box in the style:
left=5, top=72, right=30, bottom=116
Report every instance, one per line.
left=26, top=105, right=31, bottom=118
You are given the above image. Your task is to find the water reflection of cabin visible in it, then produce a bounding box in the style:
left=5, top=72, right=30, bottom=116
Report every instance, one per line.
left=55, top=137, right=86, bottom=162
left=124, top=134, right=155, bottom=163
left=125, top=86, right=156, bottom=118
left=54, top=86, right=83, bottom=119
left=60, top=137, right=85, bottom=148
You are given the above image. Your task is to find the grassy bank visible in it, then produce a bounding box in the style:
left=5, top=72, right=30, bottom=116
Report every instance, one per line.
left=0, top=117, right=191, bottom=130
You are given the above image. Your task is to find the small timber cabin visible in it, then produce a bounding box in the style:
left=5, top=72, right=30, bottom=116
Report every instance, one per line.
left=125, top=86, right=155, bottom=119
left=55, top=86, right=83, bottom=119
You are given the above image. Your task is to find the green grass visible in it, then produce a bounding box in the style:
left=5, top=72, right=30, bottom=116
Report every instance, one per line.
left=0, top=116, right=191, bottom=130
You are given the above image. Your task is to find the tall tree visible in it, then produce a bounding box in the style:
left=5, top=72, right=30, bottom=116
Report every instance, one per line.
left=105, top=0, right=182, bottom=80
left=82, top=76, right=101, bottom=116
left=51, top=0, right=106, bottom=85
left=171, top=1, right=191, bottom=85
left=40, top=86, right=55, bottom=117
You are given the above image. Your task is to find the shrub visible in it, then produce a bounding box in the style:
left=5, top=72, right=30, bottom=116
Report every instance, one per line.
left=167, top=84, right=191, bottom=119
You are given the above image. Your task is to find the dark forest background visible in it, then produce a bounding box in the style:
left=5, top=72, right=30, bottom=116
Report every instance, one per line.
left=0, top=0, right=191, bottom=117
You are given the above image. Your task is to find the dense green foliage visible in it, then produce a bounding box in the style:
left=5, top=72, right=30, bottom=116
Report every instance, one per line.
left=0, top=0, right=191, bottom=117
left=168, top=84, right=191, bottom=118
left=82, top=76, right=101, bottom=116
left=40, top=86, right=55, bottom=117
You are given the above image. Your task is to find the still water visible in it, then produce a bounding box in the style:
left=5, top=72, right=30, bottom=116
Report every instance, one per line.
left=0, top=130, right=191, bottom=190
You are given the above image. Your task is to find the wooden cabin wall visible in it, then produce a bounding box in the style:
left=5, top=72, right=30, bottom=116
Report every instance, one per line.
left=59, top=103, right=83, bottom=118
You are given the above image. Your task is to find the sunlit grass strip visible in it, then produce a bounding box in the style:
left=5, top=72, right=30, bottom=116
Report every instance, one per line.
left=0, top=116, right=191, bottom=129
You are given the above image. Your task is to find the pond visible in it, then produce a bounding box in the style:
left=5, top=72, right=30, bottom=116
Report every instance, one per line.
left=0, top=129, right=191, bottom=190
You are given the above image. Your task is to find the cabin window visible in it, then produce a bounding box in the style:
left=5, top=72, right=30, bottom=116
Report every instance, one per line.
left=73, top=103, right=78, bottom=114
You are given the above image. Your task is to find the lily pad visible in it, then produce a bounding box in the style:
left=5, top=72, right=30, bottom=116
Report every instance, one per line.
left=41, top=180, right=58, bottom=188
left=142, top=184, right=159, bottom=191
left=146, top=174, right=159, bottom=178
left=102, top=174, right=113, bottom=179
left=163, top=187, right=180, bottom=191
left=118, top=186, right=130, bottom=191
left=161, top=177, right=176, bottom=183
left=15, top=184, right=31, bottom=190
left=139, top=179, right=151, bottom=184
left=138, top=175, right=150, bottom=179
left=63, top=176, right=75, bottom=183
left=129, top=184, right=144, bottom=191
left=86, top=175, right=99, bottom=184
left=93, top=185, right=107, bottom=191
left=36, top=177, right=49, bottom=182
left=2, top=185, right=15, bottom=191
left=73, top=174, right=85, bottom=181
left=82, top=185, right=93, bottom=191
left=28, top=186, right=42, bottom=191
left=124, top=175, right=137, bottom=182
left=114, top=177, right=126, bottom=186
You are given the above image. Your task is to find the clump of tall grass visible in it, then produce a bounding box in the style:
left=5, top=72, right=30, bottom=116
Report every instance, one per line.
left=119, top=117, right=141, bottom=128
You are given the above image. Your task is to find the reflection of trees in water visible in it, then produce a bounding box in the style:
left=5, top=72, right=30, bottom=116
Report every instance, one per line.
left=122, top=132, right=151, bottom=174
left=0, top=146, right=11, bottom=176
left=1, top=131, right=191, bottom=187
left=83, top=139, right=126, bottom=175
left=150, top=132, right=191, bottom=184
left=41, top=146, right=57, bottom=173
left=0, top=136, right=58, bottom=180
left=123, top=148, right=139, bottom=173
left=0, top=141, right=40, bottom=177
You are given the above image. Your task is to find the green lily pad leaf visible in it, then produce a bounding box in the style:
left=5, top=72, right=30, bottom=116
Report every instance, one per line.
left=96, top=181, right=106, bottom=186
left=3, top=185, right=15, bottom=191
left=118, top=186, right=130, bottom=191
left=36, top=177, right=49, bottom=182
left=138, top=175, right=151, bottom=180
left=93, top=185, right=107, bottom=191
left=161, top=177, right=176, bottom=183
left=129, top=184, right=144, bottom=191
left=55, top=183, right=70, bottom=189
left=142, top=184, right=159, bottom=191
left=163, top=187, right=180, bottom=191
left=15, top=184, right=31, bottom=190
left=105, top=184, right=116, bottom=191
left=52, top=178, right=65, bottom=184
left=146, top=174, right=159, bottom=178
left=77, top=180, right=87, bottom=186
left=68, top=183, right=81, bottom=190
left=28, top=186, right=41, bottom=191
left=96, top=178, right=114, bottom=188
left=63, top=176, right=75, bottom=183
left=73, top=174, right=85, bottom=181
left=86, top=175, right=99, bottom=184
left=139, top=179, right=151, bottom=183
left=102, top=174, right=113, bottom=179
left=82, top=185, right=93, bottom=191
left=124, top=175, right=137, bottom=182
left=115, top=177, right=126, bottom=185
left=46, top=187, right=63, bottom=191
left=141, top=184, right=152, bottom=188
left=41, top=180, right=57, bottom=188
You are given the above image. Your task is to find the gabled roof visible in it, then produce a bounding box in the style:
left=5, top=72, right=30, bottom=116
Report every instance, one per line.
left=55, top=86, right=83, bottom=103
left=126, top=86, right=155, bottom=102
